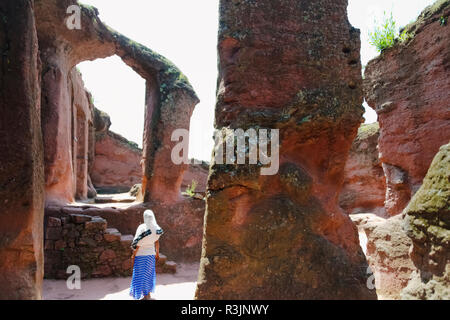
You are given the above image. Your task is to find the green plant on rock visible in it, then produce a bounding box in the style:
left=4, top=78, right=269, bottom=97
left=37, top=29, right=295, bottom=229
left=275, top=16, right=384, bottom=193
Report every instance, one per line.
left=369, top=12, right=397, bottom=53
left=440, top=16, right=448, bottom=26
left=183, top=180, right=198, bottom=198
left=399, top=29, right=413, bottom=43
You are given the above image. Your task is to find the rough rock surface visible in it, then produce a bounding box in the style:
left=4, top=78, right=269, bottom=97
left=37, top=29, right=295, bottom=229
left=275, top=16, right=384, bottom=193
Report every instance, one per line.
left=352, top=214, right=415, bottom=299
left=44, top=214, right=177, bottom=279
left=0, top=0, right=45, bottom=300
left=401, top=142, right=450, bottom=299
left=92, top=130, right=143, bottom=192
left=181, top=160, right=210, bottom=194
left=364, top=0, right=450, bottom=216
left=46, top=201, right=205, bottom=262
left=0, top=0, right=200, bottom=299
left=41, top=64, right=94, bottom=204
left=35, top=0, right=199, bottom=205
left=196, top=0, right=376, bottom=300
left=340, top=123, right=386, bottom=216
left=71, top=69, right=95, bottom=201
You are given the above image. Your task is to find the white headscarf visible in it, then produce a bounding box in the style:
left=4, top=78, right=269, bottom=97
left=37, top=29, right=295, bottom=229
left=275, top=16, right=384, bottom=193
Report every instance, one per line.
left=132, top=210, right=163, bottom=249
left=143, top=209, right=161, bottom=234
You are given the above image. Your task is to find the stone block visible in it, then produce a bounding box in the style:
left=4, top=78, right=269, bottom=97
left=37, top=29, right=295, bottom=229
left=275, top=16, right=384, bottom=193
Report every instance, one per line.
left=47, top=216, right=61, bottom=227
left=70, top=214, right=92, bottom=224
left=45, top=227, right=62, bottom=240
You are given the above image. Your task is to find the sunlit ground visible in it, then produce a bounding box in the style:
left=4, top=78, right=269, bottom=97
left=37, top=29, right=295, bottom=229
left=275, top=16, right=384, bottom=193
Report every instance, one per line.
left=43, top=263, right=198, bottom=300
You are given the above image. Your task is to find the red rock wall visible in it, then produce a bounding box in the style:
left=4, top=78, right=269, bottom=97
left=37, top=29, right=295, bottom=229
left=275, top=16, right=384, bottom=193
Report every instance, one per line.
left=181, top=161, right=210, bottom=194
left=141, top=82, right=199, bottom=205
left=41, top=64, right=94, bottom=204
left=196, top=0, right=376, bottom=300
left=0, top=0, right=45, bottom=300
left=35, top=0, right=201, bottom=264
left=71, top=70, right=94, bottom=201
left=340, top=123, right=386, bottom=216
left=44, top=214, right=177, bottom=279
left=44, top=215, right=133, bottom=279
left=402, top=142, right=450, bottom=300
left=45, top=200, right=206, bottom=262
left=352, top=214, right=415, bottom=299
left=364, top=0, right=450, bottom=216
left=91, top=131, right=143, bottom=192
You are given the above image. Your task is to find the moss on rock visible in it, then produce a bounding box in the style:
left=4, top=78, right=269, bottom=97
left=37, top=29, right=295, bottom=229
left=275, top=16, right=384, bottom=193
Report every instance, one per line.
left=402, top=142, right=450, bottom=300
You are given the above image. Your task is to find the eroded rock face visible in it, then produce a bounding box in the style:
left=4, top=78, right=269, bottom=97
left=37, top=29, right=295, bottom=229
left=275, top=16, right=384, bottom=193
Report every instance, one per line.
left=44, top=214, right=177, bottom=279
left=36, top=0, right=199, bottom=205
left=45, top=200, right=205, bottom=262
left=340, top=123, right=386, bottom=217
left=401, top=142, right=450, bottom=300
left=71, top=69, right=94, bottom=201
left=35, top=0, right=200, bottom=265
left=0, top=0, right=45, bottom=299
left=41, top=62, right=94, bottom=204
left=353, top=214, right=415, bottom=299
left=92, top=130, right=143, bottom=193
left=181, top=161, right=210, bottom=195
left=196, top=0, right=376, bottom=300
left=364, top=0, right=450, bottom=216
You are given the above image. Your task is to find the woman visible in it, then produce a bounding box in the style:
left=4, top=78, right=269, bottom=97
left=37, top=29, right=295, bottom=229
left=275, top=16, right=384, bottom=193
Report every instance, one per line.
left=129, top=209, right=164, bottom=300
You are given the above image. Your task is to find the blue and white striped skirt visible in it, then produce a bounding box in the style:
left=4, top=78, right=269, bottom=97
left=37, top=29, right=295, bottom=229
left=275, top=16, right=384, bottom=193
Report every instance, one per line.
left=129, top=255, right=156, bottom=300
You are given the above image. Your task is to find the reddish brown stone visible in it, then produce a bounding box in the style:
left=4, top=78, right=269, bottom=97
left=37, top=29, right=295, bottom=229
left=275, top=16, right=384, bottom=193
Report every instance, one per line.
left=364, top=0, right=450, bottom=216
left=44, top=241, right=54, bottom=251
left=85, top=217, right=107, bottom=231
left=54, top=240, right=66, bottom=251
left=340, top=123, right=386, bottom=216
left=163, top=261, right=177, bottom=274
left=353, top=214, right=415, bottom=299
left=0, top=0, right=45, bottom=299
left=120, top=235, right=134, bottom=248
left=92, top=265, right=112, bottom=277
left=0, top=0, right=201, bottom=291
left=70, top=213, right=92, bottom=224
left=122, top=259, right=132, bottom=272
left=157, top=254, right=168, bottom=267
left=152, top=199, right=205, bottom=262
left=91, top=130, right=142, bottom=192
left=47, top=216, right=62, bottom=227
left=99, top=249, right=116, bottom=263
left=402, top=142, right=450, bottom=299
left=196, top=0, right=376, bottom=300
left=182, top=161, right=210, bottom=194
left=50, top=201, right=205, bottom=262
left=104, top=228, right=121, bottom=243
left=34, top=0, right=199, bottom=207
left=45, top=227, right=62, bottom=241
left=41, top=68, right=95, bottom=205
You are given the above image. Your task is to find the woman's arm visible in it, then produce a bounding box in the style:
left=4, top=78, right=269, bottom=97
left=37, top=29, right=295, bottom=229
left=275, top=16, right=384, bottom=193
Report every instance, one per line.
left=155, top=240, right=160, bottom=261
left=132, top=246, right=139, bottom=268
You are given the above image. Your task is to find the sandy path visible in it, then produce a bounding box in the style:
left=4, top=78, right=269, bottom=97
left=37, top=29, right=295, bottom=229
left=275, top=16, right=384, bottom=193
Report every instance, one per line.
left=43, top=235, right=370, bottom=301
left=43, top=263, right=199, bottom=300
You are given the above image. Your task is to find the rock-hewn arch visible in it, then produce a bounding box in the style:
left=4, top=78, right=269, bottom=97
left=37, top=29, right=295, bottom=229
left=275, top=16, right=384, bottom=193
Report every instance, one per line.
left=36, top=0, right=199, bottom=206
left=1, top=0, right=199, bottom=299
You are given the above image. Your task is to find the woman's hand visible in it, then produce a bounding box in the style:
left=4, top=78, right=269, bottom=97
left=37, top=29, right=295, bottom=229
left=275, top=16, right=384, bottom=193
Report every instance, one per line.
left=131, top=247, right=138, bottom=268
left=155, top=240, right=160, bottom=261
